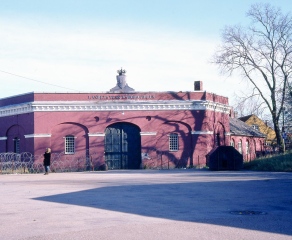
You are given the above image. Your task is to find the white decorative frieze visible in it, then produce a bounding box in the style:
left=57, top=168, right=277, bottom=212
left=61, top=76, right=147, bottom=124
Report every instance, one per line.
left=0, top=100, right=230, bottom=117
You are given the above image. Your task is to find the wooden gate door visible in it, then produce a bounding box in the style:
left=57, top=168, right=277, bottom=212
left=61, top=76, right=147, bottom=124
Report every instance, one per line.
left=105, top=123, right=141, bottom=169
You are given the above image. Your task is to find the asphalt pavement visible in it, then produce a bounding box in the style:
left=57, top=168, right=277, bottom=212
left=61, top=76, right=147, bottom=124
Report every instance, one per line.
left=0, top=169, right=291, bottom=240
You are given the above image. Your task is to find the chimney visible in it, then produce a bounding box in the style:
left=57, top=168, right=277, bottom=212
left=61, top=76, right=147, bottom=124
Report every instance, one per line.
left=229, top=107, right=238, bottom=118
left=194, top=81, right=203, bottom=91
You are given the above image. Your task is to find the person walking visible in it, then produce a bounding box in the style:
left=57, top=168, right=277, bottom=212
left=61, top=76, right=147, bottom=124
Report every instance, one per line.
left=43, top=148, right=51, bottom=175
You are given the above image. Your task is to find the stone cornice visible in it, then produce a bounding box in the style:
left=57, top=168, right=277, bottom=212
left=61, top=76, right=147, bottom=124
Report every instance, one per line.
left=0, top=100, right=230, bottom=117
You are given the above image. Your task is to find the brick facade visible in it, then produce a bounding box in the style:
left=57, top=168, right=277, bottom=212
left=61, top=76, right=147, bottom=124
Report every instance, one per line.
left=0, top=79, right=265, bottom=169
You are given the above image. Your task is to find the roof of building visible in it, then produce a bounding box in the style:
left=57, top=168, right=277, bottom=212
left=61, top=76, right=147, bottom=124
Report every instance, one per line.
left=230, top=118, right=266, bottom=138
left=238, top=114, right=276, bottom=137
left=238, top=114, right=253, bottom=122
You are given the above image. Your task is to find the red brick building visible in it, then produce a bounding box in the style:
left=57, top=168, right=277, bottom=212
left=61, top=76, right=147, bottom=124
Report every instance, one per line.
left=229, top=118, right=266, bottom=161
left=0, top=70, right=265, bottom=169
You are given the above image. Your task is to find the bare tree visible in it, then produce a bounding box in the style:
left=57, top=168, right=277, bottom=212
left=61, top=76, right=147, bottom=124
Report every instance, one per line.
left=284, top=82, right=292, bottom=131
left=232, top=91, right=267, bottom=118
left=213, top=3, right=292, bottom=152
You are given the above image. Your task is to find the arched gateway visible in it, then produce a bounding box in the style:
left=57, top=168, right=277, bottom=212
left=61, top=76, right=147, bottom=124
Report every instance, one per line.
left=105, top=122, right=141, bottom=169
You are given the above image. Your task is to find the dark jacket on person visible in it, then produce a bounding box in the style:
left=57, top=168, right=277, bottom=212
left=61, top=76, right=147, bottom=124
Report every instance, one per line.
left=44, top=152, right=51, bottom=166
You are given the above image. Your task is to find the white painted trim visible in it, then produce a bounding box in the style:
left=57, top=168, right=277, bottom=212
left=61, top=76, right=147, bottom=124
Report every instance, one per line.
left=24, top=134, right=51, bottom=138
left=191, top=131, right=213, bottom=135
left=0, top=100, right=231, bottom=117
left=88, top=133, right=105, bottom=137
left=0, top=136, right=7, bottom=140
left=140, top=132, right=157, bottom=136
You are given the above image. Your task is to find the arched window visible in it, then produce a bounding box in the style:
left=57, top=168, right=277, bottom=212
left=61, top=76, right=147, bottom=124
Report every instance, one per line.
left=65, top=135, right=75, bottom=154
left=216, top=133, right=220, bottom=146
left=246, top=141, right=250, bottom=154
left=230, top=139, right=235, bottom=147
left=238, top=140, right=242, bottom=154
left=14, top=137, right=20, bottom=153
left=169, top=133, right=179, bottom=151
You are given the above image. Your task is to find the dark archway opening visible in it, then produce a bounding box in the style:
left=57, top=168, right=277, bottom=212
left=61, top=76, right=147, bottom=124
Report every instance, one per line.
left=105, top=122, right=141, bottom=169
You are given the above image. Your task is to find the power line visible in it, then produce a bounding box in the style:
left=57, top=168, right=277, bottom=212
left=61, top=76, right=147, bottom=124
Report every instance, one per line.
left=0, top=70, right=81, bottom=92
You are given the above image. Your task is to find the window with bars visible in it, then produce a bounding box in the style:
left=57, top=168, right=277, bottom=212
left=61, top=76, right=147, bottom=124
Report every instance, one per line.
left=65, top=135, right=75, bottom=154
left=169, top=133, right=179, bottom=151
left=14, top=137, right=20, bottom=153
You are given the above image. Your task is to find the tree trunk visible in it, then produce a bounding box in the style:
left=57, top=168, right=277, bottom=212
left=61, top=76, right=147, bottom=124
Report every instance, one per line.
left=272, top=115, right=284, bottom=153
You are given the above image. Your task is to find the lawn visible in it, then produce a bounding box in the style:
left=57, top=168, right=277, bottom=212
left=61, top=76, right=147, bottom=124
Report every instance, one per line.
left=243, top=151, right=292, bottom=172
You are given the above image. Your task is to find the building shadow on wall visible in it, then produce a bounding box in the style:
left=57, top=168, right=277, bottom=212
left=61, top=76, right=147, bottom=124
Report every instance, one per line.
left=33, top=178, right=292, bottom=236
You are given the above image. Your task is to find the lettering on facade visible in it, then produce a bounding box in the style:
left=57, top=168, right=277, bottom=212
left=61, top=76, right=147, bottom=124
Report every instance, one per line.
left=88, top=95, right=155, bottom=100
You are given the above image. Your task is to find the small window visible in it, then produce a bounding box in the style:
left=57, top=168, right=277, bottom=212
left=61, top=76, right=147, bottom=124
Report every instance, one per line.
left=169, top=133, right=179, bottom=151
left=14, top=137, right=20, bottom=153
left=252, top=124, right=259, bottom=131
left=65, top=135, right=75, bottom=154
left=230, top=139, right=235, bottom=147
